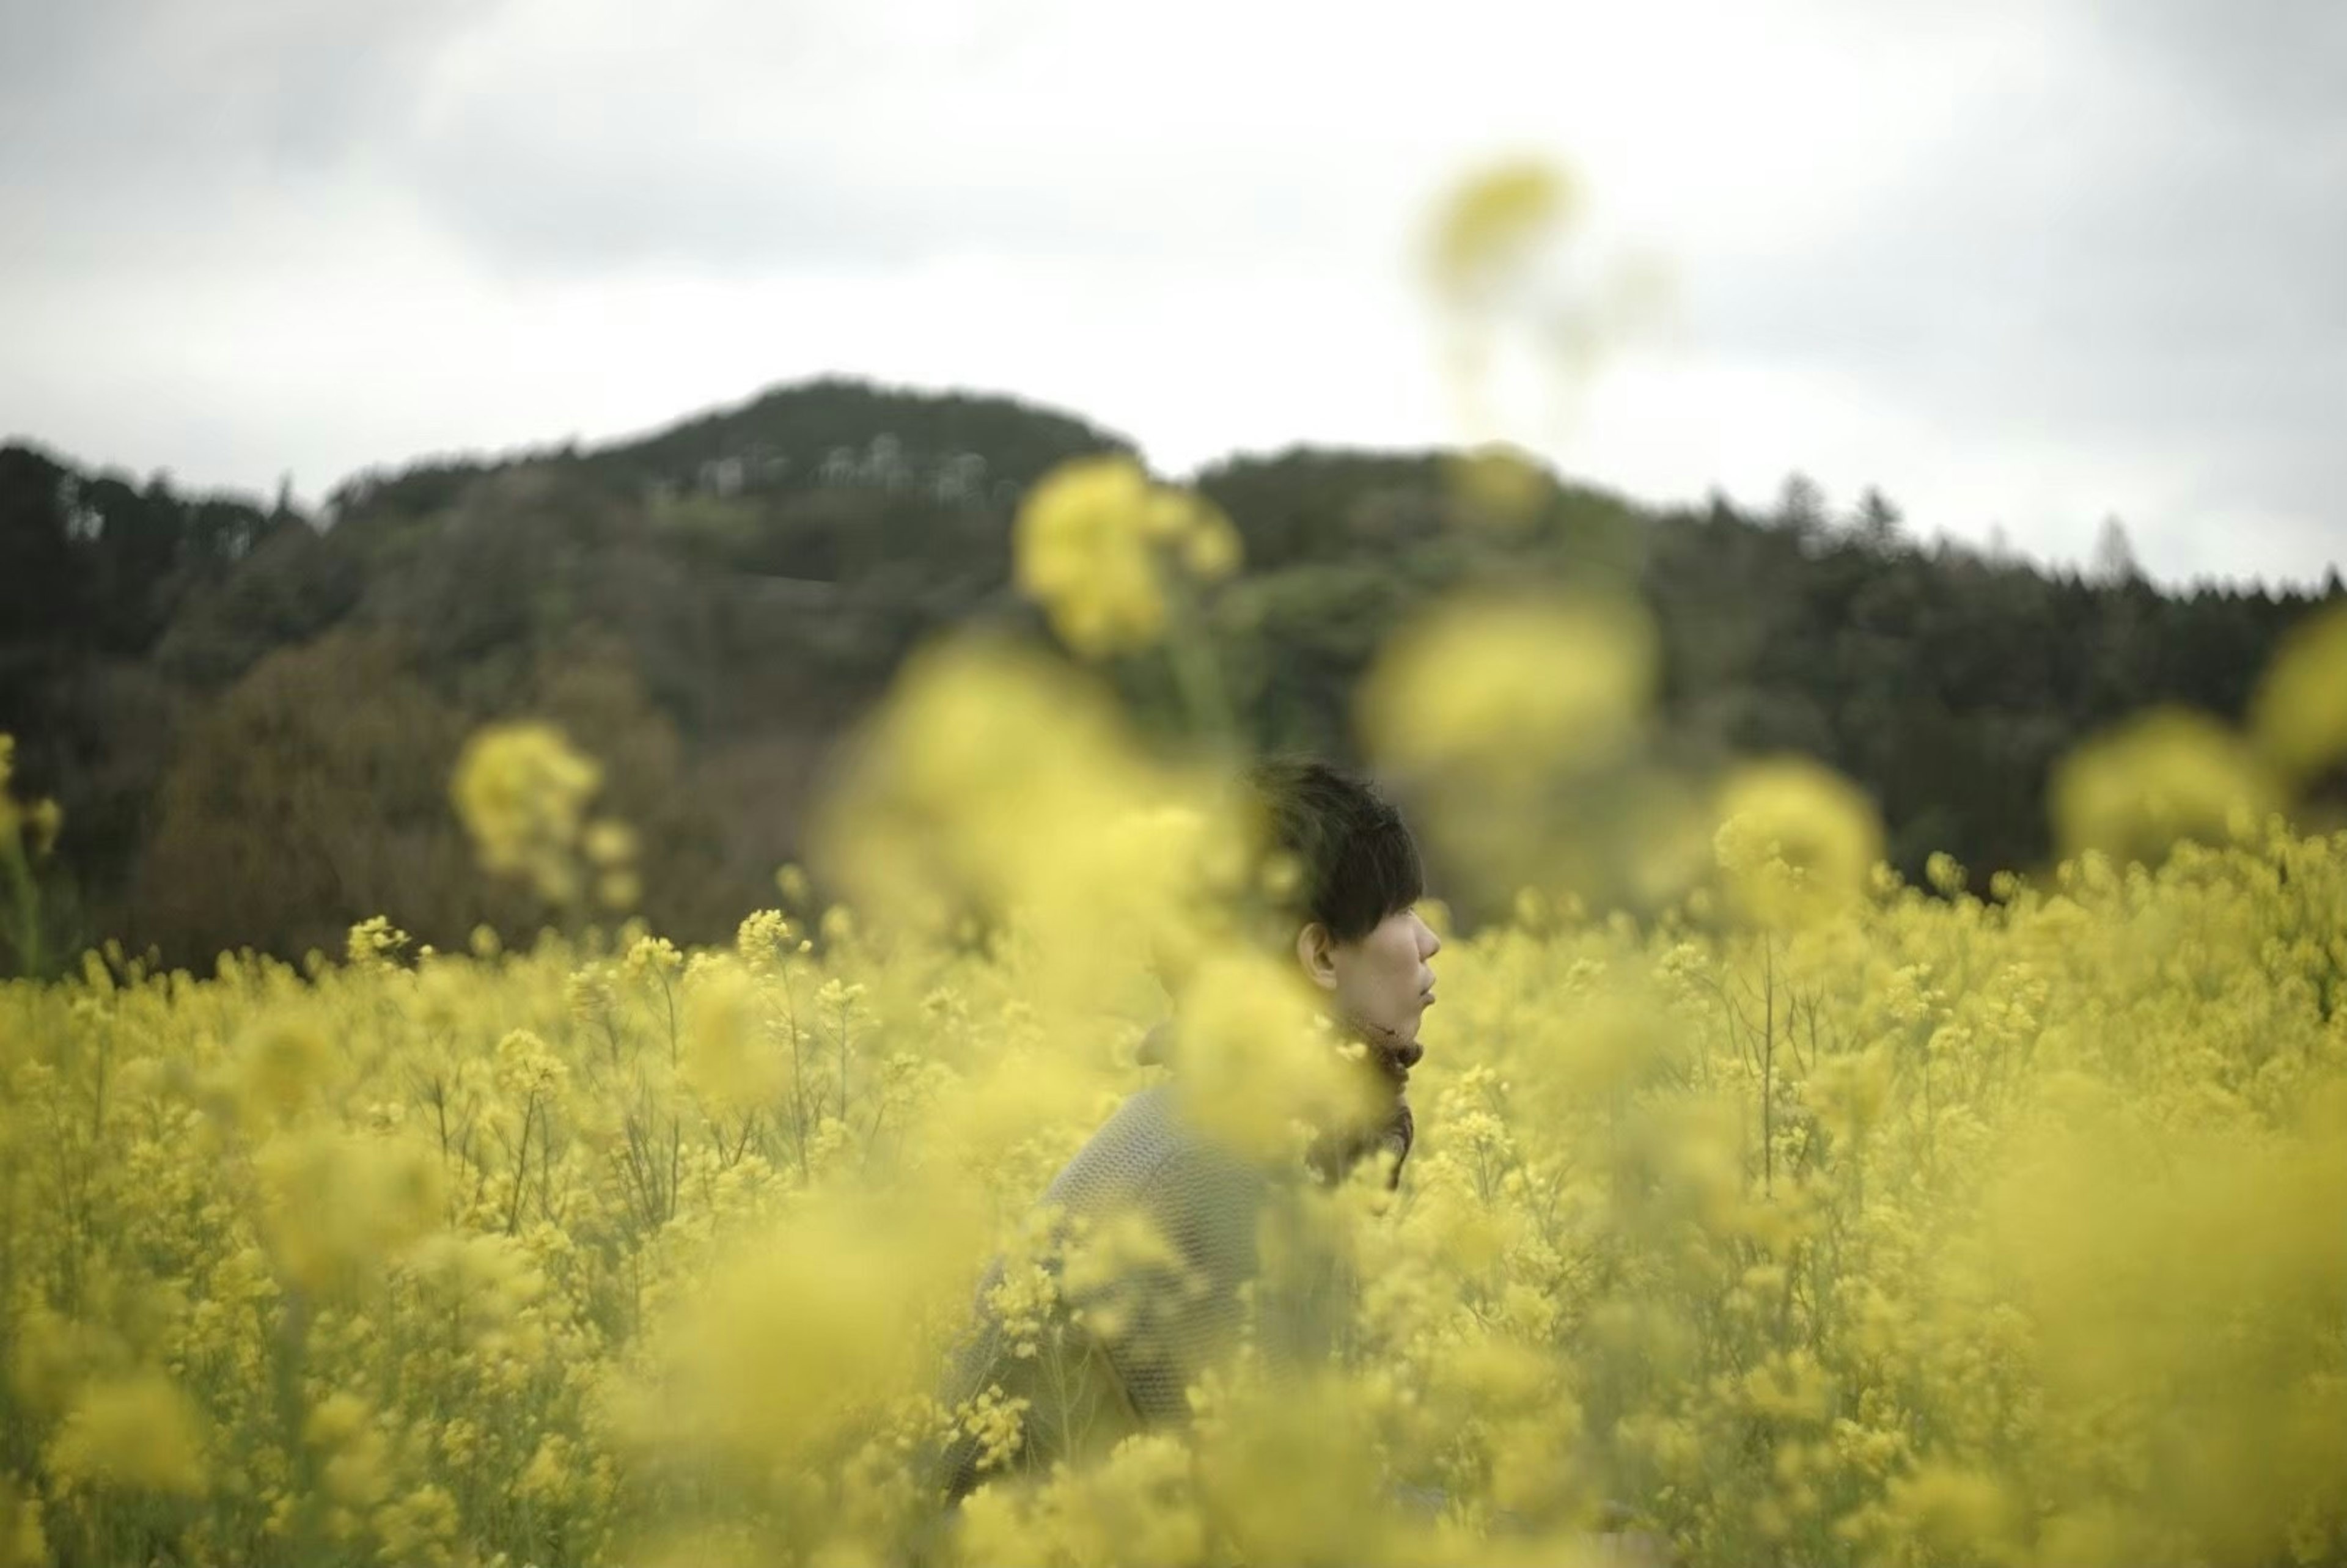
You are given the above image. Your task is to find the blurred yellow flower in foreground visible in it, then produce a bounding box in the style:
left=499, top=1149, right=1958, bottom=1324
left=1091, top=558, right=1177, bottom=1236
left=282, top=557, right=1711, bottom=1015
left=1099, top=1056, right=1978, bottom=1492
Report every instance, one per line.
left=1169, top=951, right=1382, bottom=1165
left=1358, top=592, right=1656, bottom=788
left=817, top=639, right=1224, bottom=1025
left=1425, top=158, right=1578, bottom=307
left=1013, top=456, right=1241, bottom=660
left=1423, top=156, right=1673, bottom=534
left=233, top=1015, right=336, bottom=1120
left=0, top=734, right=64, bottom=860
left=678, top=958, right=784, bottom=1112
left=1443, top=444, right=1557, bottom=532
left=622, top=1201, right=958, bottom=1466
left=0, top=1478, right=42, bottom=1568
left=1714, top=757, right=1885, bottom=929
left=2249, top=603, right=2347, bottom=786
left=254, top=1129, right=444, bottom=1295
left=451, top=720, right=605, bottom=903
left=2051, top=708, right=2281, bottom=865
left=45, top=1372, right=208, bottom=1495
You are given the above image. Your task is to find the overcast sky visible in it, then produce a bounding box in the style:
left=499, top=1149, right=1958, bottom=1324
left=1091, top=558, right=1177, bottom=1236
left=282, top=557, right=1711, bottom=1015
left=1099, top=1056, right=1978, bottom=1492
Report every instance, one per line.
left=4, top=0, right=2342, bottom=589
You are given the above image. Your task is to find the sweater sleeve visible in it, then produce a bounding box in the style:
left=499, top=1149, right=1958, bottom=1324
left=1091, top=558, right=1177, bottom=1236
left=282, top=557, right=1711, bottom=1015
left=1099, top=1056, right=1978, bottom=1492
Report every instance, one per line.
left=1085, top=1143, right=1269, bottom=1426
left=932, top=1243, right=1151, bottom=1505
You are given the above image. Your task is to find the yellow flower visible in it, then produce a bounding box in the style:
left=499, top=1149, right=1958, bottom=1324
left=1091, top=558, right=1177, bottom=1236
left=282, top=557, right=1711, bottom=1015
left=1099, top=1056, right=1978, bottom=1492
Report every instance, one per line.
left=2249, top=603, right=2347, bottom=786
left=322, top=1427, right=392, bottom=1508
left=450, top=720, right=604, bottom=902
left=255, top=1130, right=444, bottom=1294
left=1013, top=457, right=1240, bottom=660
left=1443, top=443, right=1555, bottom=531
left=734, top=909, right=796, bottom=970
left=491, top=1028, right=567, bottom=1099
left=1425, top=158, right=1578, bottom=306
left=620, top=1200, right=961, bottom=1464
left=625, top=934, right=683, bottom=977
left=345, top=915, right=410, bottom=971
left=678, top=959, right=782, bottom=1110
left=1357, top=590, right=1657, bottom=786
left=46, top=1373, right=208, bottom=1495
left=1014, top=456, right=1169, bottom=659
left=1170, top=953, right=1379, bottom=1165
left=518, top=1434, right=574, bottom=1502
left=304, top=1390, right=371, bottom=1448
left=2051, top=708, right=2280, bottom=866
left=240, top=1011, right=331, bottom=1104
left=582, top=816, right=638, bottom=867
left=1886, top=1463, right=2013, bottom=1556
left=21, top=798, right=60, bottom=858
left=1713, top=757, right=1885, bottom=928
left=1180, top=506, right=1244, bottom=581
left=0, top=1476, right=43, bottom=1568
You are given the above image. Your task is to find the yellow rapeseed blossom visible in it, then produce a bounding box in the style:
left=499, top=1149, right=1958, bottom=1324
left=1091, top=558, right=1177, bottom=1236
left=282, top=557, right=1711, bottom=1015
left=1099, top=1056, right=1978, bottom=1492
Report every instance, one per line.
left=1015, top=457, right=1170, bottom=659
left=1425, top=158, right=1578, bottom=307
left=0, top=816, right=2340, bottom=1565
left=0, top=734, right=64, bottom=865
left=1442, top=443, right=1555, bottom=530
left=1169, top=952, right=1381, bottom=1165
left=0, top=1477, right=42, bottom=1568
left=815, top=637, right=1222, bottom=1025
left=2249, top=602, right=2347, bottom=785
left=1180, top=507, right=1243, bottom=581
left=21, top=799, right=61, bottom=858
left=45, top=1372, right=208, bottom=1495
left=1882, top=1463, right=2013, bottom=1559
left=677, top=958, right=784, bottom=1111
left=450, top=720, right=606, bottom=903
left=2051, top=707, right=2281, bottom=865
left=254, top=1129, right=444, bottom=1294
left=620, top=1200, right=961, bottom=1466
left=491, top=1027, right=567, bottom=1099
left=1013, top=456, right=1241, bottom=660
left=233, top=1015, right=337, bottom=1120
left=346, top=914, right=410, bottom=970
left=1357, top=591, right=1657, bottom=787
left=1713, top=757, right=1886, bottom=929
left=582, top=817, right=638, bottom=867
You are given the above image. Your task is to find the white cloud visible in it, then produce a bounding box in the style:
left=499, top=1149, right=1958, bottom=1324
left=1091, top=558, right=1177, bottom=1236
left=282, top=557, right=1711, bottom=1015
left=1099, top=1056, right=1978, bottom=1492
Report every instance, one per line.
left=0, top=0, right=2338, bottom=589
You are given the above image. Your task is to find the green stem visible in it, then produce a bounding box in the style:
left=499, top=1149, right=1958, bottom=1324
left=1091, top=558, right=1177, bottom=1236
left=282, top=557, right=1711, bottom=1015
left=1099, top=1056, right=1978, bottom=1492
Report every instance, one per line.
left=1, top=841, right=42, bottom=980
left=1162, top=578, right=1236, bottom=748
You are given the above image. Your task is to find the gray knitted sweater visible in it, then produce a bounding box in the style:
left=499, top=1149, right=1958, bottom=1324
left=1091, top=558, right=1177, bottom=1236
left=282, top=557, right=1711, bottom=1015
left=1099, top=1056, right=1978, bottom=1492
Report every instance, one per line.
left=934, top=1075, right=1397, bottom=1503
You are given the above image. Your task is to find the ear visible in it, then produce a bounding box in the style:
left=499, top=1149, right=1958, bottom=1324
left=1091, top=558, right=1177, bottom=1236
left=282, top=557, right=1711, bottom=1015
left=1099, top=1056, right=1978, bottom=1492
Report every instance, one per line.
left=1293, top=921, right=1340, bottom=991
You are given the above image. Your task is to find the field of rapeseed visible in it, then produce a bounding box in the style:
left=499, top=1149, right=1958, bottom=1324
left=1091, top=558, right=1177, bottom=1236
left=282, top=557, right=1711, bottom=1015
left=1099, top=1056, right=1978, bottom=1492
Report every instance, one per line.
left=6, top=483, right=2347, bottom=1566
left=6, top=178, right=2347, bottom=1566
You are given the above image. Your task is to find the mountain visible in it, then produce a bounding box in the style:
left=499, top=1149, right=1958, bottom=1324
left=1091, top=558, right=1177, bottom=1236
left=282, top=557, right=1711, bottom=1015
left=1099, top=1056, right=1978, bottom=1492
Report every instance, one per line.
left=321, top=375, right=1136, bottom=527
left=0, top=376, right=2338, bottom=973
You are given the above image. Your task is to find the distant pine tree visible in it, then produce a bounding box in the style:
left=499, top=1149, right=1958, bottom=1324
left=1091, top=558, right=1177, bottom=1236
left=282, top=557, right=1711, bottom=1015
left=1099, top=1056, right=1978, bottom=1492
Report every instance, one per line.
left=2093, top=516, right=2143, bottom=585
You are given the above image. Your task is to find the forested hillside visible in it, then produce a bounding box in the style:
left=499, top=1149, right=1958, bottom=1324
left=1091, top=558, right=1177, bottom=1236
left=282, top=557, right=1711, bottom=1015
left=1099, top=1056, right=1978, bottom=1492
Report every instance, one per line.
left=1, top=376, right=2337, bottom=970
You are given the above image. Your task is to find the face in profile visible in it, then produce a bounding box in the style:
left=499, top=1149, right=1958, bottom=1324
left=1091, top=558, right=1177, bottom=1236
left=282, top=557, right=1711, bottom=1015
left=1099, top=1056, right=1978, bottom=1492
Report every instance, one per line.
left=1241, top=757, right=1436, bottom=1072
left=1298, top=903, right=1442, bottom=1058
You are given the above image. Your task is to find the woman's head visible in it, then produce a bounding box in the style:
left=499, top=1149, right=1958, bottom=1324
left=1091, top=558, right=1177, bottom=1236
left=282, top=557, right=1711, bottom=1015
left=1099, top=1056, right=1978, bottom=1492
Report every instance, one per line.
left=1240, top=758, right=1442, bottom=1063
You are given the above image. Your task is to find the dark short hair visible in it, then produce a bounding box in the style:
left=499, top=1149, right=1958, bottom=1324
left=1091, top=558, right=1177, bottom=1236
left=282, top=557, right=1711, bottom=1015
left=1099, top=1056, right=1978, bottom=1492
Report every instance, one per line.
left=1241, top=757, right=1424, bottom=943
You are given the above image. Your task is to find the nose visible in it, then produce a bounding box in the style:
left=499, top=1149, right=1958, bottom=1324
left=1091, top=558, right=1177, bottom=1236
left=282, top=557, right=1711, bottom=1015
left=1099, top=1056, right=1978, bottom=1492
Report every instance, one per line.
left=1417, top=910, right=1442, bottom=959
